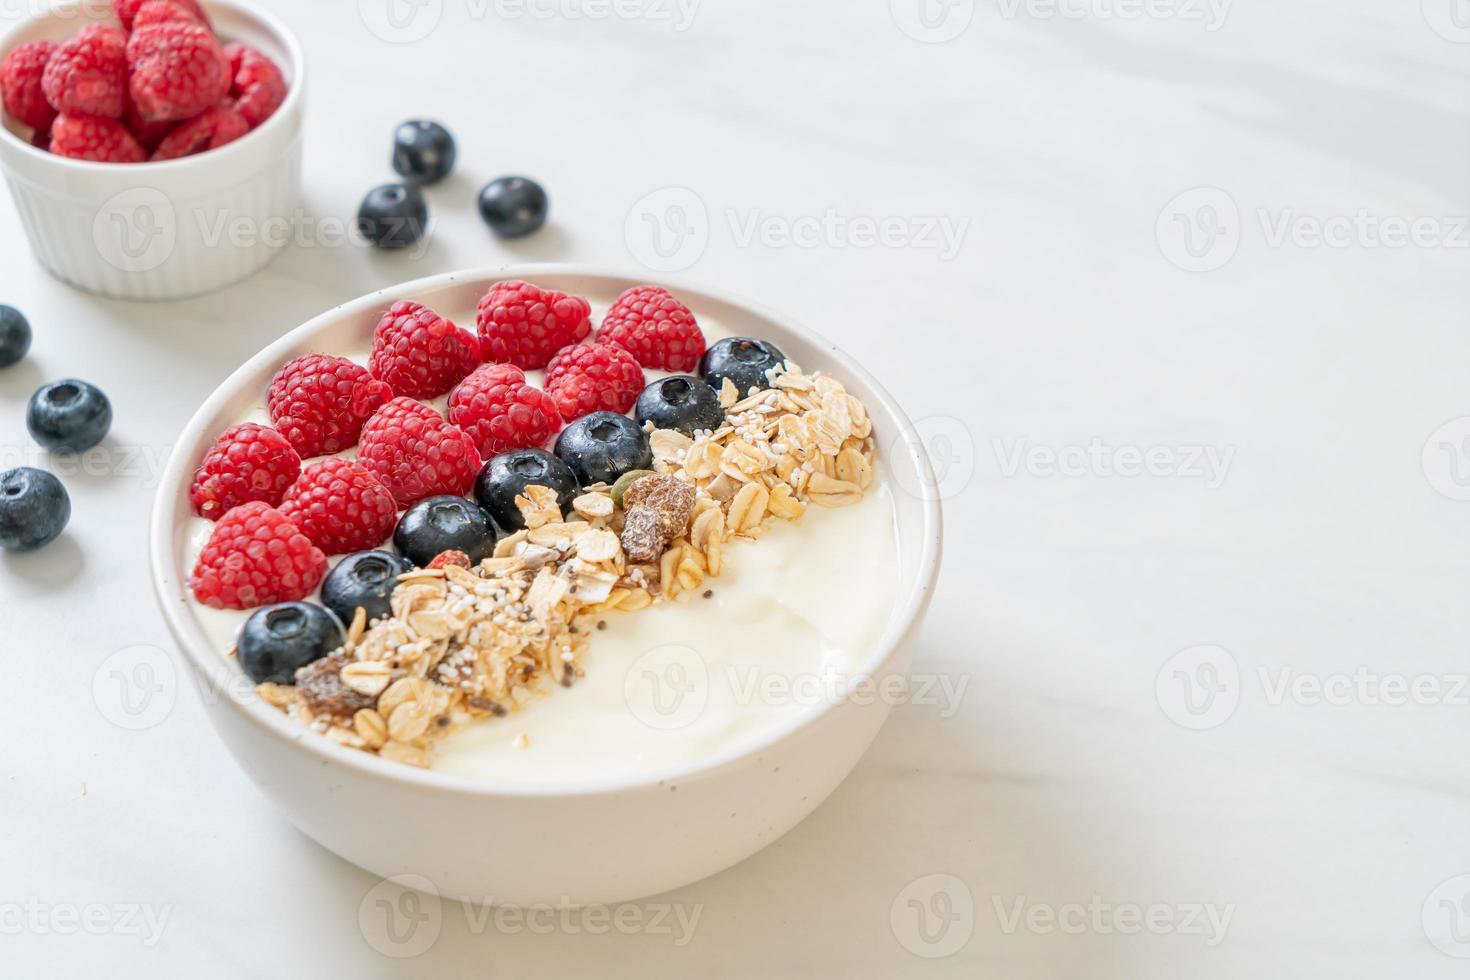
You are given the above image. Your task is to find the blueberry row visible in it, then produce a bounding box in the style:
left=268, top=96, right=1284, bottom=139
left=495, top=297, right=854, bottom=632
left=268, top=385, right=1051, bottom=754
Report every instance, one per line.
left=0, top=307, right=115, bottom=553
left=358, top=120, right=548, bottom=249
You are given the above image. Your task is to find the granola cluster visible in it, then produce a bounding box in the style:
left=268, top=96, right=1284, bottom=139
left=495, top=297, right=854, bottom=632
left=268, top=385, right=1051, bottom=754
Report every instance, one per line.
left=252, top=361, right=878, bottom=767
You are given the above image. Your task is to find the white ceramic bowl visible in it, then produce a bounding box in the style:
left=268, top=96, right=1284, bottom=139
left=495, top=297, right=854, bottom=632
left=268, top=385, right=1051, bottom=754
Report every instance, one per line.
left=0, top=0, right=304, bottom=300
left=148, top=266, right=943, bottom=905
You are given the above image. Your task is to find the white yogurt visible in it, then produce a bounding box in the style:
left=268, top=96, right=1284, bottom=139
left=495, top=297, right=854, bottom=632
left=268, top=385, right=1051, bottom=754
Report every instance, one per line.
left=184, top=297, right=901, bottom=784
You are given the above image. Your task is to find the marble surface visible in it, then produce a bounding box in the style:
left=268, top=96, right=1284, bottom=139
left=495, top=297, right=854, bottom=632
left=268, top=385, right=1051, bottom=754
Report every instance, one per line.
left=1, top=0, right=1467, bottom=975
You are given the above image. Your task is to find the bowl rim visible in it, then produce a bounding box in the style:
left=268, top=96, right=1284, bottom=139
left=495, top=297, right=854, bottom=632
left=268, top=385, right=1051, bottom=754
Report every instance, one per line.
left=0, top=0, right=305, bottom=173
left=148, top=264, right=944, bottom=800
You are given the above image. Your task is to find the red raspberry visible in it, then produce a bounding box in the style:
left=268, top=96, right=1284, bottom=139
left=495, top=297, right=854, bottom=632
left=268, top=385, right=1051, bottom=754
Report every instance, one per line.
left=115, top=0, right=210, bottom=31
left=544, top=343, right=646, bottom=421
left=150, top=101, right=247, bottom=160
left=189, top=501, right=327, bottom=610
left=267, top=353, right=393, bottom=458
left=475, top=280, right=592, bottom=370
left=49, top=112, right=144, bottom=162
left=448, top=363, right=563, bottom=458
left=222, top=42, right=285, bottom=128
left=126, top=19, right=229, bottom=122
left=189, top=422, right=302, bottom=521
left=1, top=40, right=58, bottom=132
left=123, top=95, right=175, bottom=152
left=277, top=458, right=398, bottom=556
left=598, top=286, right=707, bottom=372
left=357, top=398, right=482, bottom=506
left=42, top=24, right=127, bottom=119
left=370, top=300, right=480, bottom=400
left=131, top=0, right=206, bottom=28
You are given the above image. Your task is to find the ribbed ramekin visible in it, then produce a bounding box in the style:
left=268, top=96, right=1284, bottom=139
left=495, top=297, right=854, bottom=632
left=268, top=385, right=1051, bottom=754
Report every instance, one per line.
left=0, top=0, right=304, bottom=300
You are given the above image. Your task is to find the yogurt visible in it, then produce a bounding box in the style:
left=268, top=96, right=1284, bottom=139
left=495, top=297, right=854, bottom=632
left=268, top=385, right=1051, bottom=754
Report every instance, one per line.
left=184, top=296, right=901, bottom=784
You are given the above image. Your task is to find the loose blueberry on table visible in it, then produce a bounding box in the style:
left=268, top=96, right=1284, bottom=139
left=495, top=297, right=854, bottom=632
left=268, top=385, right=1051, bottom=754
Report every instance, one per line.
left=357, top=182, right=429, bottom=249
left=392, top=495, right=498, bottom=567
left=392, top=119, right=456, bottom=185
left=554, top=411, right=654, bottom=487
left=477, top=176, right=548, bottom=238
left=699, top=337, right=788, bottom=399
left=27, top=379, right=112, bottom=453
left=473, top=447, right=578, bottom=531
left=0, top=305, right=31, bottom=368
left=237, top=601, right=345, bottom=684
left=320, top=550, right=413, bottom=627
left=0, top=467, right=70, bottom=552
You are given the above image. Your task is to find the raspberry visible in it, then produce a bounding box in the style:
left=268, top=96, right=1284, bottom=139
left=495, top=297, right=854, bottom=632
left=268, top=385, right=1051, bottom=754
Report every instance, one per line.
left=222, top=42, right=285, bottom=128
left=369, top=300, right=480, bottom=400
left=1, top=40, right=58, bottom=132
left=475, top=280, right=592, bottom=370
left=189, top=422, right=302, bottom=521
left=42, top=24, right=127, bottom=119
left=357, top=397, right=482, bottom=506
left=115, top=0, right=210, bottom=31
left=277, top=458, right=398, bottom=556
left=126, top=19, right=229, bottom=122
left=448, top=363, right=563, bottom=458
left=543, top=343, right=646, bottom=421
left=598, top=286, right=706, bottom=372
left=266, top=353, right=393, bottom=458
left=123, top=95, right=175, bottom=152
left=131, top=0, right=206, bottom=28
left=49, top=112, right=144, bottom=162
left=150, top=101, right=247, bottom=160
left=188, top=501, right=327, bottom=610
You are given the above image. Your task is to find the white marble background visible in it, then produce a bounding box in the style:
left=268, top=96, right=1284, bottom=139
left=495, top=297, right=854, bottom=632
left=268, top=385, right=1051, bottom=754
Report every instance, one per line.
left=0, top=0, right=1466, bottom=976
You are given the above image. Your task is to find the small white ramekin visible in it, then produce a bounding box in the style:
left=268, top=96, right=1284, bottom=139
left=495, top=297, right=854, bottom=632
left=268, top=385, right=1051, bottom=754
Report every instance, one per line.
left=149, top=266, right=945, bottom=906
left=0, top=0, right=304, bottom=300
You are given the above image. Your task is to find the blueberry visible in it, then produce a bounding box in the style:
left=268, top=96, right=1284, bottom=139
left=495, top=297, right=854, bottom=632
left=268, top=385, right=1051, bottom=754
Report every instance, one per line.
left=553, top=412, right=653, bottom=487
left=357, top=182, right=429, bottom=249
left=0, top=305, right=31, bottom=368
left=699, top=337, right=787, bottom=398
left=392, top=120, right=456, bottom=185
left=392, top=495, right=497, bottom=567
left=635, top=376, right=724, bottom=436
left=320, top=550, right=413, bottom=627
left=473, top=448, right=578, bottom=531
left=27, top=379, right=111, bottom=453
left=0, top=467, right=69, bottom=552
left=237, top=602, right=345, bottom=685
left=477, top=176, right=548, bottom=238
